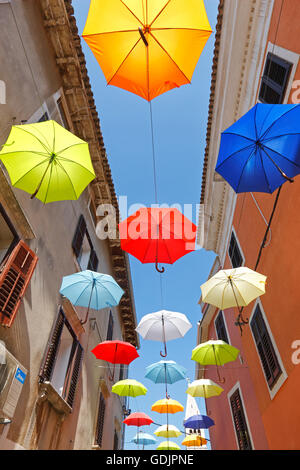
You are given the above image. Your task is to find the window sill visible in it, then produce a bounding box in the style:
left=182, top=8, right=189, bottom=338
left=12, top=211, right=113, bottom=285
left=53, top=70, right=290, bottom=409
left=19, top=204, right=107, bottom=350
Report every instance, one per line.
left=39, top=381, right=72, bottom=416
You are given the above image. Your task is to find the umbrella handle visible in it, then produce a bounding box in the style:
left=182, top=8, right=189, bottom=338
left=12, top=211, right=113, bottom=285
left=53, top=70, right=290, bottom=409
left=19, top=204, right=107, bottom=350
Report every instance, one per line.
left=160, top=342, right=167, bottom=358
left=155, top=261, right=165, bottom=273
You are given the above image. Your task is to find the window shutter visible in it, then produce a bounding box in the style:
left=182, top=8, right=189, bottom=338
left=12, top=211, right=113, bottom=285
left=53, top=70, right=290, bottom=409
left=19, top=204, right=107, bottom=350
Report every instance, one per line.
left=95, top=392, right=106, bottom=447
left=113, top=430, right=119, bottom=450
left=228, top=231, right=243, bottom=268
left=119, top=364, right=124, bottom=382
left=72, top=215, right=87, bottom=258
left=64, top=342, right=84, bottom=408
left=106, top=311, right=114, bottom=341
left=230, top=389, right=252, bottom=450
left=259, top=53, right=292, bottom=104
left=0, top=240, right=38, bottom=327
left=39, top=310, right=65, bottom=381
left=87, top=249, right=99, bottom=272
left=250, top=305, right=281, bottom=388
left=215, top=311, right=229, bottom=343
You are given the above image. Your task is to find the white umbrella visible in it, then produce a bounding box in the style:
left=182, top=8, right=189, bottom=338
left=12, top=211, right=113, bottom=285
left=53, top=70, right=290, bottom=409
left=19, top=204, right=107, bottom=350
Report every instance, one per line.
left=136, top=310, right=192, bottom=357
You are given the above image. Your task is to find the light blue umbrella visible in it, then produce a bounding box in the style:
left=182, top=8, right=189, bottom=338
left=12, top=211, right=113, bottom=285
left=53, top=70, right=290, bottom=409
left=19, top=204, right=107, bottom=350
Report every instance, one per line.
left=59, top=270, right=124, bottom=324
left=131, top=432, right=157, bottom=448
left=145, top=360, right=187, bottom=398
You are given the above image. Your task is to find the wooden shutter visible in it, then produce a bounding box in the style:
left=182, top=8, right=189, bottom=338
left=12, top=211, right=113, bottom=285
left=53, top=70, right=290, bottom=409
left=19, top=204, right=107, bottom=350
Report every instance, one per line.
left=87, top=249, right=99, bottom=272
left=39, top=309, right=65, bottom=381
left=95, top=392, right=106, bottom=447
left=215, top=311, right=229, bottom=343
left=0, top=240, right=38, bottom=327
left=72, top=215, right=87, bottom=258
left=64, top=341, right=83, bottom=408
left=228, top=231, right=243, bottom=268
left=230, top=389, right=252, bottom=450
left=250, top=305, right=281, bottom=388
left=259, top=53, right=292, bottom=104
left=106, top=311, right=114, bottom=341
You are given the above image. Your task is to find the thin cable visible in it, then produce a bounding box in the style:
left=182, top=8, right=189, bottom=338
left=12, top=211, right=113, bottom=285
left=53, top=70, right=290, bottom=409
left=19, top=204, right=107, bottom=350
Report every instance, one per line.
left=149, top=100, right=159, bottom=205
left=10, top=3, right=48, bottom=118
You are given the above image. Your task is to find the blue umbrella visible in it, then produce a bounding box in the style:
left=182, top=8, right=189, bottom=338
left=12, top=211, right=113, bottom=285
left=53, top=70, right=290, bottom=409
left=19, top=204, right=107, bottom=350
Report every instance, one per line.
left=145, top=360, right=187, bottom=398
left=131, top=432, right=157, bottom=447
left=215, top=104, right=300, bottom=193
left=59, top=270, right=124, bottom=324
left=184, top=414, right=215, bottom=430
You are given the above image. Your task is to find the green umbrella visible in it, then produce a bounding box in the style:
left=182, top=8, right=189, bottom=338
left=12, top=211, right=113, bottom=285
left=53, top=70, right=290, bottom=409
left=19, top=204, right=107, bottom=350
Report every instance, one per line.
left=111, top=379, right=147, bottom=397
left=0, top=120, right=95, bottom=203
left=192, top=340, right=240, bottom=382
left=157, top=441, right=181, bottom=450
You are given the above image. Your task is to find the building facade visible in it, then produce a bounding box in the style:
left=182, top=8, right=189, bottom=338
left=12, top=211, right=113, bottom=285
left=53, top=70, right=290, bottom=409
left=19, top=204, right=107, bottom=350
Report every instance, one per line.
left=0, top=0, right=138, bottom=450
left=198, top=0, right=300, bottom=450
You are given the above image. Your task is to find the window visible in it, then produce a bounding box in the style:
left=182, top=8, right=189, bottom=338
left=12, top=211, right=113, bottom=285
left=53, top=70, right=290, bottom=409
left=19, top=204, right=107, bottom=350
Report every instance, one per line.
left=250, top=303, right=282, bottom=389
left=39, top=308, right=83, bottom=408
left=228, top=230, right=243, bottom=268
left=95, top=392, right=106, bottom=447
left=259, top=52, right=292, bottom=104
left=215, top=311, right=229, bottom=343
left=0, top=204, right=19, bottom=265
left=38, top=112, right=49, bottom=122
left=0, top=240, right=38, bottom=327
left=230, top=388, right=252, bottom=450
left=106, top=311, right=114, bottom=341
left=56, top=97, right=70, bottom=130
left=72, top=215, right=99, bottom=272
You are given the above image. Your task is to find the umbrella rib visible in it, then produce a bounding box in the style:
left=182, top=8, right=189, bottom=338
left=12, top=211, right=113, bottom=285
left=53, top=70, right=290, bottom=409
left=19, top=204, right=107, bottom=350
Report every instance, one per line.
left=55, top=142, right=87, bottom=156
left=149, top=0, right=172, bottom=28
left=222, top=132, right=256, bottom=143
left=236, top=147, right=257, bottom=193
left=0, top=149, right=50, bottom=158
left=57, top=154, right=96, bottom=175
left=72, top=281, right=93, bottom=305
left=258, top=147, right=272, bottom=193
left=259, top=105, right=298, bottom=141
left=119, top=0, right=144, bottom=26
left=151, top=27, right=213, bottom=32
left=230, top=280, right=247, bottom=306
left=55, top=160, right=79, bottom=199
left=149, top=32, right=191, bottom=85
left=215, top=143, right=254, bottom=171
left=82, top=29, right=141, bottom=38
left=11, top=156, right=51, bottom=186
left=13, top=126, right=52, bottom=154
left=42, top=160, right=54, bottom=203
left=106, top=37, right=143, bottom=86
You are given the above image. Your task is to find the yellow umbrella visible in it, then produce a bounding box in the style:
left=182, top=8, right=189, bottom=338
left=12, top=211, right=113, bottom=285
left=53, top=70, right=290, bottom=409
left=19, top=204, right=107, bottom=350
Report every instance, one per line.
left=182, top=434, right=207, bottom=447
left=157, top=440, right=181, bottom=450
left=112, top=379, right=147, bottom=397
left=154, top=424, right=182, bottom=438
left=186, top=379, right=223, bottom=398
left=82, top=0, right=212, bottom=101
left=151, top=398, right=184, bottom=414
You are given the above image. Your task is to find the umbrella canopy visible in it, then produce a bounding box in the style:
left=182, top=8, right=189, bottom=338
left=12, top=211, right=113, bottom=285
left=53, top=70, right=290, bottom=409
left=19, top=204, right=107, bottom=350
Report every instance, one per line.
left=182, top=434, right=207, bottom=447
left=200, top=267, right=266, bottom=310
left=184, top=414, right=215, bottom=430
left=215, top=103, right=300, bottom=193
left=136, top=310, right=192, bottom=357
left=123, top=412, right=153, bottom=427
left=60, top=270, right=124, bottom=324
left=154, top=424, right=182, bottom=438
left=131, top=432, right=157, bottom=446
left=82, top=0, right=212, bottom=101
left=186, top=379, right=224, bottom=398
left=151, top=398, right=184, bottom=414
left=192, top=340, right=240, bottom=366
left=91, top=340, right=139, bottom=365
left=119, top=207, right=197, bottom=273
left=157, top=441, right=181, bottom=451
left=145, top=360, right=187, bottom=384
left=112, top=379, right=147, bottom=397
left=0, top=120, right=95, bottom=203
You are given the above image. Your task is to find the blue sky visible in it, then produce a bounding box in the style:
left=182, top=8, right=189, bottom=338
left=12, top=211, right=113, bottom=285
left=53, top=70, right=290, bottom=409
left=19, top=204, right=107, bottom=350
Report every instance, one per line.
left=72, top=0, right=219, bottom=450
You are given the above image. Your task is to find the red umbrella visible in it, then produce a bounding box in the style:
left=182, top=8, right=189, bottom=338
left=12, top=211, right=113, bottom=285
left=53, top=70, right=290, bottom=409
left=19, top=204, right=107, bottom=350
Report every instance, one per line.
left=119, top=208, right=197, bottom=273
left=91, top=340, right=139, bottom=380
left=123, top=412, right=154, bottom=427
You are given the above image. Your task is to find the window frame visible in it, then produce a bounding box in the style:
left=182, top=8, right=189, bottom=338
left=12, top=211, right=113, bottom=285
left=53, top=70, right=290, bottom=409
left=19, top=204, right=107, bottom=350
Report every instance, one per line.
left=228, top=383, right=254, bottom=450
left=228, top=227, right=245, bottom=269
left=0, top=203, right=20, bottom=266
left=72, top=215, right=99, bottom=272
left=94, top=391, right=106, bottom=448
left=249, top=300, right=287, bottom=399
left=259, top=52, right=293, bottom=104
left=214, top=310, right=230, bottom=344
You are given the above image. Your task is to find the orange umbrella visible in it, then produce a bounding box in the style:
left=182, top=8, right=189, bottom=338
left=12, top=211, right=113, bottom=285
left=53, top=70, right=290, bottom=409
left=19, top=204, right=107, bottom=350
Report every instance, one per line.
left=182, top=434, right=207, bottom=447
left=151, top=398, right=184, bottom=414
left=82, top=0, right=212, bottom=101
